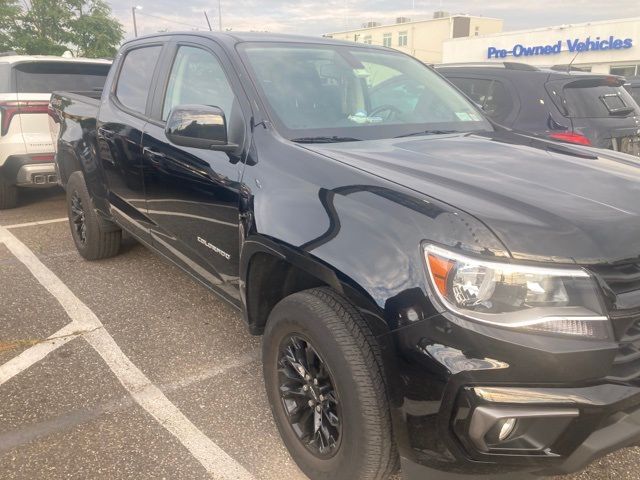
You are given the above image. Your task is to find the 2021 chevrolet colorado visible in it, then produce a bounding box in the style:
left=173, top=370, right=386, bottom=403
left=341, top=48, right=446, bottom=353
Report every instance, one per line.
left=49, top=32, right=640, bottom=480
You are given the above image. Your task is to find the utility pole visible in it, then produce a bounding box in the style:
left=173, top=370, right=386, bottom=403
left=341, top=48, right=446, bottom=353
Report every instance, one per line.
left=204, top=11, right=212, bottom=31
left=132, top=6, right=142, bottom=37
left=218, top=0, right=222, bottom=31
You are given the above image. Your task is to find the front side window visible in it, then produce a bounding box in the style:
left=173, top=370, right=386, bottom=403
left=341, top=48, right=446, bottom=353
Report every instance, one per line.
left=398, top=31, right=408, bottom=47
left=240, top=43, right=490, bottom=141
left=115, top=46, right=162, bottom=114
left=383, top=33, right=392, bottom=47
left=162, top=46, right=235, bottom=121
left=448, top=77, right=514, bottom=124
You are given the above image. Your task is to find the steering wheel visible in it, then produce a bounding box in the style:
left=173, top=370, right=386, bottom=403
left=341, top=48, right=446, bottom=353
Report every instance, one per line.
left=369, top=104, right=402, bottom=121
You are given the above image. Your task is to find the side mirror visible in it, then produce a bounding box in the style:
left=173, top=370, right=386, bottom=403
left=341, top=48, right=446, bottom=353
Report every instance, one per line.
left=165, top=105, right=238, bottom=151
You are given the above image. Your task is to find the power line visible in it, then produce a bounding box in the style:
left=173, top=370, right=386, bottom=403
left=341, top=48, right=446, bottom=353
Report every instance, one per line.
left=135, top=11, right=205, bottom=30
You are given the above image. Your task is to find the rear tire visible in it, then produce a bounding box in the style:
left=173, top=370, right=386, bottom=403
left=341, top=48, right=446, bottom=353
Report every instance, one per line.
left=0, top=177, right=18, bottom=209
left=263, top=287, right=399, bottom=480
left=66, top=171, right=121, bottom=260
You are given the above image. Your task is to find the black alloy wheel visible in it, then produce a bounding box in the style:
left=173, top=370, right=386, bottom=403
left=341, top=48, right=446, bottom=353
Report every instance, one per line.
left=70, top=191, right=87, bottom=245
left=65, top=171, right=121, bottom=260
left=277, top=334, right=341, bottom=458
left=263, top=288, right=399, bottom=480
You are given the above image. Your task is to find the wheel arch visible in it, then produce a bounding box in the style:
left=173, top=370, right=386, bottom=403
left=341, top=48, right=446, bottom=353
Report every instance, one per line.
left=56, top=146, right=83, bottom=187
left=240, top=236, right=389, bottom=339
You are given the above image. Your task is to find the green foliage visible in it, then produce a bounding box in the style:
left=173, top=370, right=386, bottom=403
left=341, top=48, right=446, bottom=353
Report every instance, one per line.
left=0, top=0, right=21, bottom=52
left=1, top=0, right=124, bottom=58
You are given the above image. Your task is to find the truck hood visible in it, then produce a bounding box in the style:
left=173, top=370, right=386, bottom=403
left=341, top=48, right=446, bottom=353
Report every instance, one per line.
left=303, top=131, right=640, bottom=265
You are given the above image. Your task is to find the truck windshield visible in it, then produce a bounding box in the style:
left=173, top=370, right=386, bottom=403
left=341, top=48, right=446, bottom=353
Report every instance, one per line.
left=239, top=42, right=491, bottom=141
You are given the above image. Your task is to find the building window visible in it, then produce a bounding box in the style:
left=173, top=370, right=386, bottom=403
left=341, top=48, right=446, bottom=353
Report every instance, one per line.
left=610, top=65, right=639, bottom=77
left=363, top=35, right=372, bottom=45
left=383, top=33, right=392, bottom=47
left=474, top=26, right=480, bottom=36
left=398, top=31, right=408, bottom=47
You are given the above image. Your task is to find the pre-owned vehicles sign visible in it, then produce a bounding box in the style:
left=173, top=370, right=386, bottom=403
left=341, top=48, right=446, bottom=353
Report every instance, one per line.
left=488, top=36, right=633, bottom=59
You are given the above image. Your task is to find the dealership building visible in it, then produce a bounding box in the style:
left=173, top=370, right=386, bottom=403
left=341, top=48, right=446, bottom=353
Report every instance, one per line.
left=442, top=17, right=640, bottom=76
left=325, top=13, right=504, bottom=64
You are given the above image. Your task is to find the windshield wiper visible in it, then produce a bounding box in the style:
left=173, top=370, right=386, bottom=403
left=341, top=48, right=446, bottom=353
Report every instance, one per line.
left=394, top=130, right=459, bottom=139
left=291, top=136, right=362, bottom=144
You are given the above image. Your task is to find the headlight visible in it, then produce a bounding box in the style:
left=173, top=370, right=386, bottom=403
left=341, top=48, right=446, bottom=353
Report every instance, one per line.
left=424, top=244, right=610, bottom=339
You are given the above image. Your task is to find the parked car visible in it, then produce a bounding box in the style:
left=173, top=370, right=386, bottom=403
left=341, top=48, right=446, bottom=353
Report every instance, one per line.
left=50, top=32, right=640, bottom=480
left=0, top=55, right=111, bottom=209
left=624, top=76, right=640, bottom=105
left=437, top=62, right=640, bottom=156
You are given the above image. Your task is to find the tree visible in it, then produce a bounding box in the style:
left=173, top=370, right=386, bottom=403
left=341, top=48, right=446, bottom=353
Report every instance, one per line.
left=13, top=0, right=74, bottom=55
left=68, top=0, right=124, bottom=58
left=5, top=0, right=124, bottom=57
left=0, top=0, right=20, bottom=52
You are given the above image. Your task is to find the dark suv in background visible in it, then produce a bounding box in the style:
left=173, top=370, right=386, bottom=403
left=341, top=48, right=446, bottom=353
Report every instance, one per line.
left=437, top=62, right=640, bottom=156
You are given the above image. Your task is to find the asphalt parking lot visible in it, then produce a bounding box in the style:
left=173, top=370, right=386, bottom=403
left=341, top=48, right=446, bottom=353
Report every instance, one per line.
left=1, top=188, right=640, bottom=480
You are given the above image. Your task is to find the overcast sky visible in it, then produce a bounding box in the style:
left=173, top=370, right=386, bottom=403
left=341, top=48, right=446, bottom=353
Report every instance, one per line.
left=108, top=0, right=640, bottom=41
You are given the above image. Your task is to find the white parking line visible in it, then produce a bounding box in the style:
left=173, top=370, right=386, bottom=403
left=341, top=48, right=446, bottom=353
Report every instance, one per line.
left=3, top=217, right=68, bottom=229
left=0, top=225, right=256, bottom=480
left=0, top=323, right=94, bottom=386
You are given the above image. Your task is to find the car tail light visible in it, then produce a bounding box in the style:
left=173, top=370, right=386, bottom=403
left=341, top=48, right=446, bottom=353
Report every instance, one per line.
left=30, top=154, right=55, bottom=162
left=548, top=131, right=592, bottom=146
left=0, top=100, right=50, bottom=136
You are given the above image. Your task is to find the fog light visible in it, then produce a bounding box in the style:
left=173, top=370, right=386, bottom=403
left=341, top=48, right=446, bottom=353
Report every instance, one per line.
left=498, top=417, right=517, bottom=441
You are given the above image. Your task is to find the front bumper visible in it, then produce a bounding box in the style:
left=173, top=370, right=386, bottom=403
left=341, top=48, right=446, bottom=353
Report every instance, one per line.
left=0, top=154, right=57, bottom=187
left=384, top=308, right=640, bottom=478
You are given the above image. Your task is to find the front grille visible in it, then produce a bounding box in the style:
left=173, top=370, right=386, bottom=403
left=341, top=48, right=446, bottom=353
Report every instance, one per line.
left=589, top=263, right=640, bottom=385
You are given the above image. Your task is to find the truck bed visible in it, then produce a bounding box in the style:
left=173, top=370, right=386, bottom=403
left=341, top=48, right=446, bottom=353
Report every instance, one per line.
left=49, top=90, right=102, bottom=187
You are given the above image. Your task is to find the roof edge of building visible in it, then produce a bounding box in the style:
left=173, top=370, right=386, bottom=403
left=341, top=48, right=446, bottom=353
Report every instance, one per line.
left=443, top=16, right=640, bottom=43
left=325, top=14, right=503, bottom=36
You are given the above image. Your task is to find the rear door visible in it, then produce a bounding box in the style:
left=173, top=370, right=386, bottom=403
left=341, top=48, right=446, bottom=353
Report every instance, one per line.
left=546, top=77, right=640, bottom=156
left=141, top=38, right=250, bottom=303
left=97, top=41, right=166, bottom=241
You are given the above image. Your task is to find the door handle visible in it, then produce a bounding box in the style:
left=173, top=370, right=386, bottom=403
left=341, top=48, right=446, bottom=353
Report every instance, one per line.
left=142, top=147, right=167, bottom=159
left=97, top=127, right=115, bottom=139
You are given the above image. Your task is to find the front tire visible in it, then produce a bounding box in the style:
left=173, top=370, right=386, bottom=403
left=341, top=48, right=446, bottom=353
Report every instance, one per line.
left=263, top=287, right=398, bottom=480
left=0, top=176, right=18, bottom=209
left=66, top=171, right=121, bottom=260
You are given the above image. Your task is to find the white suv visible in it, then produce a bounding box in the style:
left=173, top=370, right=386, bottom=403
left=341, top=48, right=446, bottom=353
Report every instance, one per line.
left=0, top=55, right=111, bottom=209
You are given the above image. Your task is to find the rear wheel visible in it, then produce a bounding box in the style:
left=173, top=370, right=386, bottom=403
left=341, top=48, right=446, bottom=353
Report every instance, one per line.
left=263, top=287, right=398, bottom=480
left=0, top=176, right=18, bottom=209
left=66, top=171, right=121, bottom=260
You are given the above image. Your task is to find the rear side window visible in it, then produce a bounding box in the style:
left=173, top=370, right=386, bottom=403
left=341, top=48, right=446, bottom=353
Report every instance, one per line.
left=560, top=82, right=640, bottom=118
left=629, top=87, right=640, bottom=106
left=13, top=62, right=111, bottom=93
left=448, top=77, right=513, bottom=124
left=115, top=46, right=162, bottom=114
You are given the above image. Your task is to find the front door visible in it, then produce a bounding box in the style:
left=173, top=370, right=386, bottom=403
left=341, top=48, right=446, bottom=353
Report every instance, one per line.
left=141, top=41, right=248, bottom=303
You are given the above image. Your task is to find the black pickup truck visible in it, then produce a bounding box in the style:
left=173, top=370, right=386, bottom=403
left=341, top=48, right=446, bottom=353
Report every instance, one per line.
left=49, top=32, right=640, bottom=480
